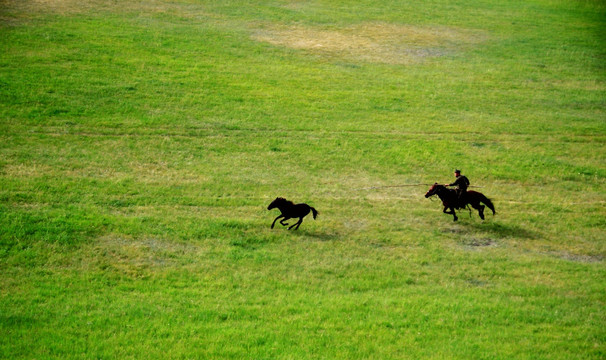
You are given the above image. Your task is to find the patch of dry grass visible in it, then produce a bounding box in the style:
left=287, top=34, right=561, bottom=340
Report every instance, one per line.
left=0, top=0, right=211, bottom=21
left=1, top=0, right=99, bottom=17
left=251, top=22, right=486, bottom=64
left=2, top=0, right=484, bottom=65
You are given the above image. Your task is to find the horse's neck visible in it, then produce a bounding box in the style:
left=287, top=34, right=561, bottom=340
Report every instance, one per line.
left=437, top=187, right=454, bottom=200
left=278, top=201, right=294, bottom=211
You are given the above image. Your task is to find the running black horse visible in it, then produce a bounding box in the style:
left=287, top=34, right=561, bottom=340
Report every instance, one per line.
left=267, top=197, right=318, bottom=230
left=424, top=183, right=495, bottom=221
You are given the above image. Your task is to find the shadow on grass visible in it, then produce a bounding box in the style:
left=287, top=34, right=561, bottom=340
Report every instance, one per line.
left=466, top=221, right=539, bottom=240
left=292, top=229, right=340, bottom=241
left=229, top=225, right=339, bottom=250
left=263, top=226, right=340, bottom=241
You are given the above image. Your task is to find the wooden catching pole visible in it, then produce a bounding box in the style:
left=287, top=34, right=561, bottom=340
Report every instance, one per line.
left=355, top=184, right=483, bottom=191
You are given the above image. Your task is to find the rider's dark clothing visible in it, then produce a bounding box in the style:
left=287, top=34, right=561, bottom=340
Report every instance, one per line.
left=449, top=175, right=470, bottom=191
left=448, top=175, right=470, bottom=208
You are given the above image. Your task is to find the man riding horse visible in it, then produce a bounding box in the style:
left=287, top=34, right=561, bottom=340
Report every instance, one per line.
left=445, top=169, right=469, bottom=208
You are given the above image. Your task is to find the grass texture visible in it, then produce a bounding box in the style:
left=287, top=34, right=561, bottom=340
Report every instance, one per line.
left=1, top=0, right=605, bottom=358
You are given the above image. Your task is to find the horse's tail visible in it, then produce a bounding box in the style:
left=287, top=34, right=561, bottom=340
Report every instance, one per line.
left=480, top=194, right=496, bottom=215
left=310, top=206, right=318, bottom=220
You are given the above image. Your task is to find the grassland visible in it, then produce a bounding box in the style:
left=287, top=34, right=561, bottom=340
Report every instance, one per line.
left=1, top=0, right=605, bottom=358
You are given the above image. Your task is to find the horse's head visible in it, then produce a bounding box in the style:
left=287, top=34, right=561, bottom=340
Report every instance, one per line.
left=268, top=197, right=286, bottom=210
left=424, top=183, right=443, bottom=198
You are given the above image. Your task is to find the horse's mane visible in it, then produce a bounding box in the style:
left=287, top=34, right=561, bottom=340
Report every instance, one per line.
left=276, top=197, right=295, bottom=206
left=428, top=184, right=455, bottom=197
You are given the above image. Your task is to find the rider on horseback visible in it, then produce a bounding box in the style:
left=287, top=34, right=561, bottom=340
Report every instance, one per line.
left=445, top=169, right=469, bottom=208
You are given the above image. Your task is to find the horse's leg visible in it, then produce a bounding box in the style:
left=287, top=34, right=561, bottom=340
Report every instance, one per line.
left=271, top=215, right=283, bottom=229
left=443, top=207, right=458, bottom=221
left=289, top=217, right=303, bottom=230
left=280, top=217, right=290, bottom=226
left=294, top=217, right=304, bottom=230
left=469, top=201, right=485, bottom=220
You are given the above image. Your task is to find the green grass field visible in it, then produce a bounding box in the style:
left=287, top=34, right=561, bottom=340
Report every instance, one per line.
left=1, top=0, right=605, bottom=358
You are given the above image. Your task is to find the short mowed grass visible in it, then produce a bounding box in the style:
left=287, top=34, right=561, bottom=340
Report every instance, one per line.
left=1, top=0, right=605, bottom=358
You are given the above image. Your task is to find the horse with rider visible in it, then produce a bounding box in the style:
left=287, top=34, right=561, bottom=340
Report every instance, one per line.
left=425, top=169, right=495, bottom=221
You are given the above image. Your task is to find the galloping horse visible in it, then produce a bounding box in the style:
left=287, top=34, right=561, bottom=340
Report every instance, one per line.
left=267, top=197, right=318, bottom=230
left=424, top=184, right=495, bottom=221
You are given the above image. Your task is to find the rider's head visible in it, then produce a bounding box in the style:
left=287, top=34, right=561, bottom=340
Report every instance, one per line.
left=454, top=169, right=461, bottom=177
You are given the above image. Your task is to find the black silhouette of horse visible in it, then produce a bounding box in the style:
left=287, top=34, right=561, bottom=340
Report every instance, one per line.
left=267, top=197, right=318, bottom=230
left=425, top=183, right=495, bottom=221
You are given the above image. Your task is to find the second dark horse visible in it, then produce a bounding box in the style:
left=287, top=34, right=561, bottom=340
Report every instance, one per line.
left=425, top=183, right=495, bottom=222
left=267, top=197, right=318, bottom=230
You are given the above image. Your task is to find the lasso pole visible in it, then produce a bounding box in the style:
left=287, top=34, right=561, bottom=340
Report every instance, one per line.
left=355, top=184, right=483, bottom=191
